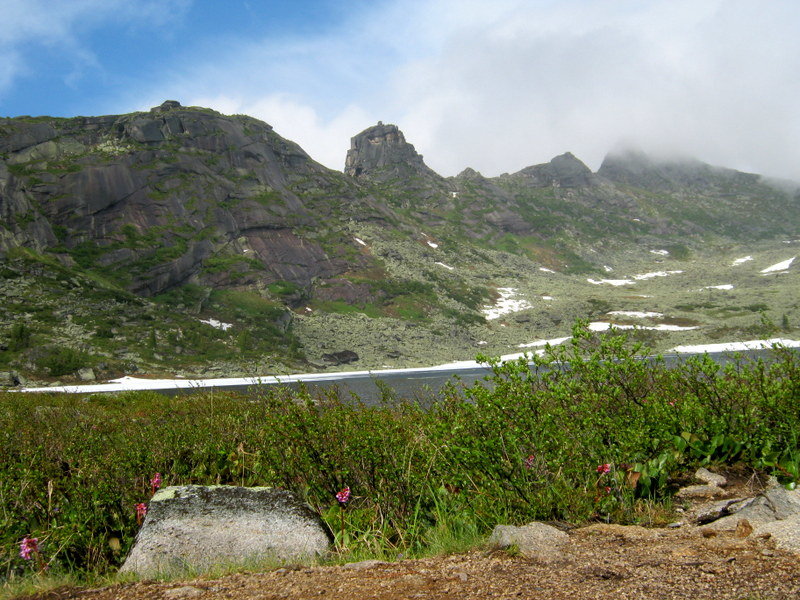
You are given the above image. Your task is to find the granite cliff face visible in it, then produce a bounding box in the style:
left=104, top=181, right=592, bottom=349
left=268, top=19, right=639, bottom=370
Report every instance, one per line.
left=0, top=101, right=384, bottom=297
left=344, top=122, right=439, bottom=181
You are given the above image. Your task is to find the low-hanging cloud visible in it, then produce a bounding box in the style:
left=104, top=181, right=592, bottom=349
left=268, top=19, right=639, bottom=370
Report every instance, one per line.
left=6, top=0, right=800, bottom=182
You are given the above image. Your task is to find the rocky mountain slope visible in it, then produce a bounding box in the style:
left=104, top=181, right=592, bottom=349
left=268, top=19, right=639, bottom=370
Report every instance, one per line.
left=1, top=103, right=798, bottom=385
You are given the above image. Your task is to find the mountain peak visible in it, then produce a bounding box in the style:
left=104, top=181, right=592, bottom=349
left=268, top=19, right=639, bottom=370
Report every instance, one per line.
left=512, top=152, right=595, bottom=188
left=344, top=122, right=438, bottom=180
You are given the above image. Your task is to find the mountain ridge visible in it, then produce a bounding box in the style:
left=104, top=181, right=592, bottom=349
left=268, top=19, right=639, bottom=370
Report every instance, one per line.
left=1, top=103, right=798, bottom=385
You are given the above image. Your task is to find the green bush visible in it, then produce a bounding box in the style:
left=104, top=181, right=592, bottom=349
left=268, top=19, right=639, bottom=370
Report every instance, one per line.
left=7, top=323, right=31, bottom=352
left=35, top=347, right=88, bottom=376
left=1, top=324, right=799, bottom=580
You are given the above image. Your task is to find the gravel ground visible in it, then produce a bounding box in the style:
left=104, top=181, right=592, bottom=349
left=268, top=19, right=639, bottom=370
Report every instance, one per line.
left=18, top=523, right=800, bottom=600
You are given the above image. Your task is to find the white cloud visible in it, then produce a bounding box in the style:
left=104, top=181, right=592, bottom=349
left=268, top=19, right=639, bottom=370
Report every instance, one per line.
left=7, top=0, right=800, bottom=182
left=181, top=93, right=374, bottom=170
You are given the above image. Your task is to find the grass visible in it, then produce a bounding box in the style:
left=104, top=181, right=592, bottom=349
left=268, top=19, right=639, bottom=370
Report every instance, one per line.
left=1, top=324, right=799, bottom=588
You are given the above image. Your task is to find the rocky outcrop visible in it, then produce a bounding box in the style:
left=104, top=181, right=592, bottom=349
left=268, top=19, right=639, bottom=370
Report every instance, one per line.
left=0, top=102, right=378, bottom=296
left=511, top=152, right=597, bottom=188
left=120, top=486, right=331, bottom=578
left=489, top=522, right=569, bottom=563
left=344, top=122, right=439, bottom=181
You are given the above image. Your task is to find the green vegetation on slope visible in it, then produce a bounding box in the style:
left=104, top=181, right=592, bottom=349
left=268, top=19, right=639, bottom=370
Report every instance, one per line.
left=1, top=325, right=798, bottom=583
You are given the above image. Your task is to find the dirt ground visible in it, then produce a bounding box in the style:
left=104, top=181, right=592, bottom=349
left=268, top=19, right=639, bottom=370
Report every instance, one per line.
left=19, top=524, right=800, bottom=600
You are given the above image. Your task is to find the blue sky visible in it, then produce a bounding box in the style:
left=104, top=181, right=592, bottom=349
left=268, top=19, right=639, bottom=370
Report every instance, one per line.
left=2, top=0, right=799, bottom=182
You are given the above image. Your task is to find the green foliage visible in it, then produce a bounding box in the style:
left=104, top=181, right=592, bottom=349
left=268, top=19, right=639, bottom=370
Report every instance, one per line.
left=34, top=347, right=89, bottom=376
left=267, top=280, right=300, bottom=297
left=1, top=326, right=798, bottom=581
left=7, top=323, right=31, bottom=352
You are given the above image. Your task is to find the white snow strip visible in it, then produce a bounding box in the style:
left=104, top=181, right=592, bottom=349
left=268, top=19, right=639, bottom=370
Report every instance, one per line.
left=700, top=284, right=734, bottom=291
left=542, top=296, right=554, bottom=300
left=603, top=265, right=613, bottom=272
left=633, top=270, right=683, bottom=280
left=518, top=336, right=571, bottom=349
left=760, top=257, right=795, bottom=273
left=671, top=339, right=800, bottom=353
left=482, top=287, right=533, bottom=320
left=20, top=334, right=796, bottom=394
left=650, top=249, right=669, bottom=256
left=632, top=218, right=642, bottom=222
left=198, top=318, right=233, bottom=331
left=607, top=311, right=664, bottom=318
left=732, top=256, right=752, bottom=266
left=539, top=267, right=555, bottom=273
left=354, top=237, right=367, bottom=246
left=427, top=240, right=439, bottom=249
left=589, top=321, right=698, bottom=332
left=434, top=261, right=454, bottom=270
left=477, top=341, right=488, bottom=345
left=305, top=307, right=313, bottom=312
left=587, top=278, right=635, bottom=286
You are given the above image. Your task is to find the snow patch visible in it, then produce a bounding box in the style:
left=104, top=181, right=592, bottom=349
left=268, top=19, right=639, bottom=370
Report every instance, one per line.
left=482, top=288, right=533, bottom=320
left=760, top=257, right=795, bottom=273
left=732, top=256, right=752, bottom=266
left=700, top=284, right=734, bottom=291
left=434, top=261, right=454, bottom=270
left=607, top=311, right=663, bottom=318
left=587, top=278, right=635, bottom=286
left=633, top=270, right=683, bottom=280
left=354, top=237, right=367, bottom=246
left=542, top=296, right=554, bottom=300
left=518, top=336, right=570, bottom=349
left=671, top=339, right=800, bottom=353
left=427, top=240, right=439, bottom=249
left=539, top=267, right=555, bottom=273
left=590, top=321, right=698, bottom=332
left=199, top=318, right=233, bottom=331
left=603, top=265, right=613, bottom=272
left=650, top=249, right=669, bottom=256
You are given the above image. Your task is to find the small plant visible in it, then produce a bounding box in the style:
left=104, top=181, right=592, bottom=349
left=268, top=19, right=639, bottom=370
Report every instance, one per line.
left=7, top=322, right=31, bottom=351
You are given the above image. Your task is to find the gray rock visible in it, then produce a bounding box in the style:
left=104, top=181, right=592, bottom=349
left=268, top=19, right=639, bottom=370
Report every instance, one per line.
left=321, top=350, right=359, bottom=365
left=706, top=485, right=800, bottom=531
left=675, top=484, right=726, bottom=500
left=694, top=497, right=751, bottom=524
left=488, top=522, right=569, bottom=563
left=120, top=486, right=331, bottom=578
left=694, top=467, right=727, bottom=487
left=77, top=367, right=95, bottom=381
left=754, top=513, right=800, bottom=554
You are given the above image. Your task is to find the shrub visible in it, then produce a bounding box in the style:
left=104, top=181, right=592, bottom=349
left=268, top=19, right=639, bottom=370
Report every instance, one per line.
left=35, top=347, right=88, bottom=376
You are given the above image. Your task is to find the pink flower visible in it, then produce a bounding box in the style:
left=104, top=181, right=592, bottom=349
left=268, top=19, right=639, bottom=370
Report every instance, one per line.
left=596, top=463, right=611, bottom=474
left=150, top=473, right=162, bottom=495
left=335, top=486, right=351, bottom=505
left=524, top=454, right=536, bottom=470
left=19, top=536, right=39, bottom=560
left=135, top=502, right=148, bottom=524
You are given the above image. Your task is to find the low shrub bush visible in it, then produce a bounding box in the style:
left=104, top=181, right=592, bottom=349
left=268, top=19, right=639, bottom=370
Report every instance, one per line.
left=1, top=323, right=798, bottom=581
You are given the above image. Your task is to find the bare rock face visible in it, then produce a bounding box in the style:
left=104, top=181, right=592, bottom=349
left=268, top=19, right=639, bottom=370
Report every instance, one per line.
left=120, top=486, right=331, bottom=578
left=513, top=152, right=597, bottom=188
left=344, top=122, right=439, bottom=181
left=0, top=103, right=377, bottom=296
